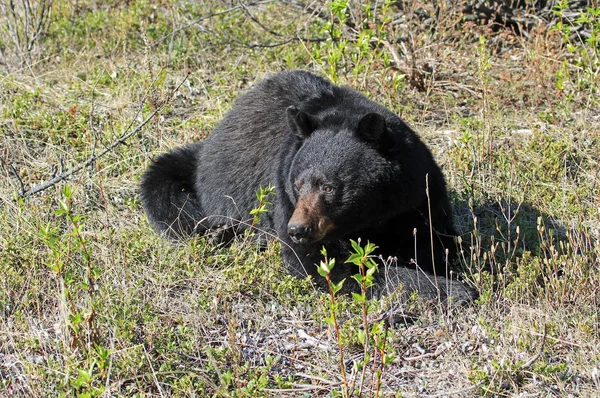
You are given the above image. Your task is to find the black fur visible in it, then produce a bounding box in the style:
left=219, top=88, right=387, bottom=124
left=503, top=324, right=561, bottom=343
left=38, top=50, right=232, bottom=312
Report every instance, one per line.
left=140, top=70, right=477, bottom=301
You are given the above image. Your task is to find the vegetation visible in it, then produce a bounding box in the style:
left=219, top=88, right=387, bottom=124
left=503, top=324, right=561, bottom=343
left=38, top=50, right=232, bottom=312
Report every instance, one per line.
left=1, top=0, right=598, bottom=396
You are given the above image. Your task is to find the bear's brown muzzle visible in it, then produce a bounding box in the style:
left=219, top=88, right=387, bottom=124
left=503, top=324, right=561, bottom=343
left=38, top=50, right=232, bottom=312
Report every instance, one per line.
left=287, top=192, right=335, bottom=244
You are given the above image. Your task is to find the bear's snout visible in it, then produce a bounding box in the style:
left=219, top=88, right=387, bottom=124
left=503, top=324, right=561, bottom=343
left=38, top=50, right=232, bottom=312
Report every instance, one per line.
left=288, top=223, right=312, bottom=244
left=288, top=192, right=322, bottom=243
left=287, top=191, right=336, bottom=243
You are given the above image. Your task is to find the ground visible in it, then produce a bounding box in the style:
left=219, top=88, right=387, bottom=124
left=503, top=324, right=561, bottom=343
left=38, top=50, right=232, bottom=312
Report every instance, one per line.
left=0, top=1, right=599, bottom=396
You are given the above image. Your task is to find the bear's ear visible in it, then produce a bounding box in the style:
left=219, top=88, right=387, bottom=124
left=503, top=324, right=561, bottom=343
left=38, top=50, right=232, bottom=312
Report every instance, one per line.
left=356, top=113, right=388, bottom=146
left=287, top=106, right=316, bottom=139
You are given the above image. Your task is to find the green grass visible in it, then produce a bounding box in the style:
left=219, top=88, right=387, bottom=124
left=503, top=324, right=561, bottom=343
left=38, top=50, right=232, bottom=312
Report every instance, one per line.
left=1, top=0, right=599, bottom=396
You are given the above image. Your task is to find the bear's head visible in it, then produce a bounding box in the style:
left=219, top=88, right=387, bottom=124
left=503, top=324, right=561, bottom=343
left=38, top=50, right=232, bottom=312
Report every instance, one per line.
left=285, top=106, right=404, bottom=245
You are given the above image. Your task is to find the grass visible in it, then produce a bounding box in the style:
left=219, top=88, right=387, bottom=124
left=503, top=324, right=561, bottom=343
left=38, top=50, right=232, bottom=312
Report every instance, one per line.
left=1, top=0, right=599, bottom=396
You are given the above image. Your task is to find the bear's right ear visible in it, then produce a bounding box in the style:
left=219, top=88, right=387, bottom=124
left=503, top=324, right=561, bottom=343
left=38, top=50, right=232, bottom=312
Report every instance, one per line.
left=356, top=112, right=391, bottom=150
left=356, top=113, right=387, bottom=143
left=287, top=106, right=316, bottom=139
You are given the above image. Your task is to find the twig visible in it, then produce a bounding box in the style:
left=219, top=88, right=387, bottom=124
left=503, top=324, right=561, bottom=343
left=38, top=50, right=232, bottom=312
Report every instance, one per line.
left=239, top=0, right=282, bottom=37
left=19, top=111, right=156, bottom=197
left=402, top=343, right=450, bottom=362
left=30, top=0, right=53, bottom=53
left=242, top=36, right=327, bottom=49
left=239, top=0, right=327, bottom=47
left=0, top=0, right=53, bottom=65
left=284, top=0, right=330, bottom=21
left=18, top=75, right=189, bottom=197
left=152, top=0, right=326, bottom=51
left=263, top=384, right=336, bottom=393
left=516, top=327, right=584, bottom=348
left=88, top=72, right=101, bottom=165
left=519, top=324, right=547, bottom=370
left=293, top=372, right=339, bottom=385
left=297, top=329, right=330, bottom=351
left=425, top=382, right=483, bottom=397
left=425, top=173, right=441, bottom=301
left=9, top=164, right=25, bottom=196
left=151, top=1, right=275, bottom=48
left=142, top=344, right=165, bottom=398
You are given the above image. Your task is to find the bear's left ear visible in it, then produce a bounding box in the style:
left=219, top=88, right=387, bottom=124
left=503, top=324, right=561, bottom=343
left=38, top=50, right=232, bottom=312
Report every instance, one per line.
left=356, top=113, right=389, bottom=148
left=287, top=106, right=316, bottom=139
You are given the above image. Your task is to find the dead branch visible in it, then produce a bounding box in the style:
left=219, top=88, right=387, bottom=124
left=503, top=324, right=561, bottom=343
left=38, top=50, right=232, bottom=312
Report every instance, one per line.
left=151, top=0, right=275, bottom=48
left=0, top=0, right=53, bottom=65
left=19, top=110, right=157, bottom=198
left=9, top=164, right=25, bottom=196
left=283, top=0, right=330, bottom=22
left=17, top=75, right=189, bottom=198
left=239, top=0, right=282, bottom=37
left=519, top=324, right=547, bottom=371
left=152, top=0, right=326, bottom=51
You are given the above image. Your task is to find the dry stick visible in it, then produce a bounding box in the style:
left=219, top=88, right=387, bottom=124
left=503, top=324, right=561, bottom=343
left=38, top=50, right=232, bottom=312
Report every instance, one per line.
left=21, top=0, right=31, bottom=50
left=426, top=382, right=483, bottom=398
left=2, top=0, right=52, bottom=62
left=9, top=164, right=25, bottom=196
left=151, top=0, right=275, bottom=48
left=239, top=0, right=282, bottom=37
left=425, top=174, right=441, bottom=300
left=29, top=0, right=53, bottom=52
left=3, top=0, right=22, bottom=54
left=85, top=72, right=101, bottom=180
left=380, top=39, right=402, bottom=70
left=20, top=110, right=156, bottom=197
left=286, top=0, right=330, bottom=21
left=519, top=324, right=547, bottom=371
left=19, top=76, right=188, bottom=198
left=153, top=0, right=325, bottom=50
left=239, top=2, right=328, bottom=48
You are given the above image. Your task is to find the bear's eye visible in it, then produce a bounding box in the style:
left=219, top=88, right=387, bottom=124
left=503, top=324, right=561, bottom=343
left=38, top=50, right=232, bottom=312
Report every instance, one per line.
left=322, top=184, right=334, bottom=194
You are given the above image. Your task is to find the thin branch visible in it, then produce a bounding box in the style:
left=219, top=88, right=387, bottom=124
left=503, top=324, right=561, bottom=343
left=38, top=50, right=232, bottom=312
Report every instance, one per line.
left=242, top=36, right=327, bottom=48
left=151, top=1, right=275, bottom=48
left=88, top=72, right=102, bottom=162
left=152, top=0, right=326, bottom=51
left=380, top=39, right=403, bottom=70
left=239, top=0, right=282, bottom=37
left=19, top=75, right=189, bottom=198
left=283, top=0, right=330, bottom=22
left=9, top=164, right=25, bottom=196
left=21, top=0, right=31, bottom=51
left=29, top=0, right=52, bottom=51
left=3, top=0, right=22, bottom=51
left=20, top=111, right=158, bottom=197
left=519, top=324, right=547, bottom=370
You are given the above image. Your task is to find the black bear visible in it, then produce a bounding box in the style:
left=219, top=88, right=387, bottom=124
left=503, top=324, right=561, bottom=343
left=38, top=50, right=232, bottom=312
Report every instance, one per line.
left=141, top=70, right=476, bottom=301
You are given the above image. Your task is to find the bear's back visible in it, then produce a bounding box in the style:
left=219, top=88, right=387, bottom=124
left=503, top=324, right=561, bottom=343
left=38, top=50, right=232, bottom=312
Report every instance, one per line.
left=194, top=71, right=336, bottom=228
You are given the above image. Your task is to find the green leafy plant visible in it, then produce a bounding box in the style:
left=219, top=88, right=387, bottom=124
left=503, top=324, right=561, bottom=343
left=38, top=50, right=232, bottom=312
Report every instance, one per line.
left=318, top=240, right=395, bottom=397
left=317, top=247, right=348, bottom=396
left=552, top=1, right=600, bottom=98
left=346, top=239, right=378, bottom=394
left=249, top=185, right=275, bottom=229
left=36, top=186, right=107, bottom=396
left=346, top=239, right=393, bottom=397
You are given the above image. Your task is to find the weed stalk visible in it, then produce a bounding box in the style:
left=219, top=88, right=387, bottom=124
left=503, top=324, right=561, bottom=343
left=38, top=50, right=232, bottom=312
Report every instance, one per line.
left=317, top=247, right=349, bottom=397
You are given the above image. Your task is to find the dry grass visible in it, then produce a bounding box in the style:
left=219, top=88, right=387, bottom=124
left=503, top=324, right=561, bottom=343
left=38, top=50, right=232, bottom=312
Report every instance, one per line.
left=1, top=1, right=599, bottom=396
